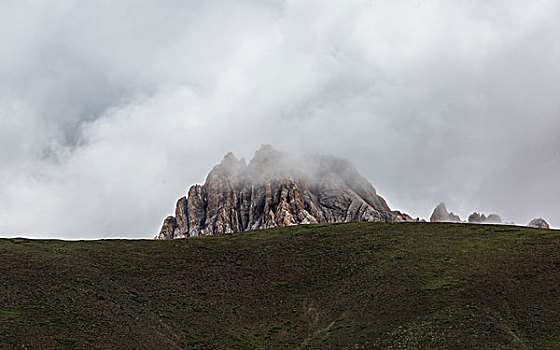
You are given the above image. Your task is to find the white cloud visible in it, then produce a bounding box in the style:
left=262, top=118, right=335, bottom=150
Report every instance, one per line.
left=1, top=0, right=560, bottom=238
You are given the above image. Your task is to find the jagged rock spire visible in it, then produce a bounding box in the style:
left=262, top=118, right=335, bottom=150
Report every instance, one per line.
left=429, top=202, right=461, bottom=223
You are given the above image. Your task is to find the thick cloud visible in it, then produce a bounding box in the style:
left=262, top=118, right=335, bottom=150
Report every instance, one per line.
left=1, top=0, right=559, bottom=238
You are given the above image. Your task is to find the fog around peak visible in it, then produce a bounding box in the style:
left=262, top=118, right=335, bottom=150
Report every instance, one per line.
left=212, top=146, right=372, bottom=193
left=1, top=1, right=559, bottom=238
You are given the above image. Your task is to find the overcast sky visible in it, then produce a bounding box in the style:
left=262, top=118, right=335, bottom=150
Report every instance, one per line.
left=1, top=1, right=559, bottom=239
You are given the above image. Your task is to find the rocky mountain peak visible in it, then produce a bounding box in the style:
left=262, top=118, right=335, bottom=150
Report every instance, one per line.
left=251, top=144, right=278, bottom=163
left=429, top=202, right=461, bottom=223
left=245, top=144, right=310, bottom=182
left=206, top=152, right=246, bottom=180
left=221, top=152, right=245, bottom=170
left=156, top=146, right=419, bottom=239
left=468, top=212, right=502, bottom=224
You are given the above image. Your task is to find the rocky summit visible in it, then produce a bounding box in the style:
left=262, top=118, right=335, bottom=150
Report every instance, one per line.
left=157, top=145, right=418, bottom=239
left=429, top=202, right=461, bottom=223
left=468, top=212, right=502, bottom=224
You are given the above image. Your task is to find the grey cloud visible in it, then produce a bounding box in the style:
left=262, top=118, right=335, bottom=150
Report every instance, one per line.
left=0, top=0, right=559, bottom=238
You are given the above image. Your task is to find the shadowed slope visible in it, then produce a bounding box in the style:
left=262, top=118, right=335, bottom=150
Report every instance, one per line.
left=2, top=223, right=560, bottom=349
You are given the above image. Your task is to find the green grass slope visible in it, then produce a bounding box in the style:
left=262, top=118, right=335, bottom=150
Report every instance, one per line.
left=1, top=223, right=560, bottom=349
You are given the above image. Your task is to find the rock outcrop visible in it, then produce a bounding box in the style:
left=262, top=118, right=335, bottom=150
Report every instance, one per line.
left=392, top=210, right=424, bottom=223
left=429, top=203, right=461, bottom=223
left=468, top=212, right=502, bottom=224
left=157, top=145, right=418, bottom=239
left=527, top=218, right=549, bottom=229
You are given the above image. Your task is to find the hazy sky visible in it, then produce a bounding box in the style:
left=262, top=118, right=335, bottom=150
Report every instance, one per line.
left=1, top=1, right=559, bottom=239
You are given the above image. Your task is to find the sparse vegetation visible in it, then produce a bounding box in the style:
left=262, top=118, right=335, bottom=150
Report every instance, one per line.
left=54, top=337, right=76, bottom=347
left=267, top=325, right=282, bottom=337
left=271, top=281, right=290, bottom=288
left=181, top=335, right=204, bottom=346
left=1, top=222, right=560, bottom=349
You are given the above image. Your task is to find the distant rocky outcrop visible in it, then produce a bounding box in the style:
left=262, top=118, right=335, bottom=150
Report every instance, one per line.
left=393, top=210, right=425, bottom=223
left=156, top=145, right=419, bottom=239
left=468, top=212, right=502, bottom=224
left=527, top=218, right=549, bottom=229
left=429, top=203, right=461, bottom=223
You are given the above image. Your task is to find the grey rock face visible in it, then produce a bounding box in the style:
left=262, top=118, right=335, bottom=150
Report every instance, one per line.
left=468, top=212, right=483, bottom=223
left=486, top=214, right=502, bottom=223
left=429, top=203, right=461, bottom=223
left=468, top=212, right=502, bottom=224
left=527, top=218, right=550, bottom=229
left=393, top=210, right=425, bottom=223
left=158, top=216, right=178, bottom=239
left=156, top=145, right=418, bottom=239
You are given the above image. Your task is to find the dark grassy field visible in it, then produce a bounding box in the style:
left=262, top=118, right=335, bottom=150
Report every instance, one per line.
left=1, top=222, right=560, bottom=349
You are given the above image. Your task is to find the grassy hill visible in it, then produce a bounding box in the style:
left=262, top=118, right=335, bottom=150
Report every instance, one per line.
left=1, top=222, right=560, bottom=349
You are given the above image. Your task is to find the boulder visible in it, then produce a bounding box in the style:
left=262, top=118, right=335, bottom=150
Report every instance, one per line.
left=527, top=218, right=550, bottom=229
